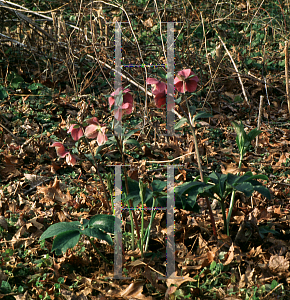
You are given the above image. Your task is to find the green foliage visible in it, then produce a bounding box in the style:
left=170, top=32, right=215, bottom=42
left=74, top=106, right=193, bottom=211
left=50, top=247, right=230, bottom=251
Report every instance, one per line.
left=231, top=121, right=261, bottom=160
left=122, top=177, right=201, bottom=211
left=6, top=72, right=25, bottom=89
left=0, top=281, right=11, bottom=294
left=0, top=85, right=8, bottom=100
left=40, top=215, right=118, bottom=254
left=192, top=111, right=212, bottom=124
left=205, top=171, right=270, bottom=201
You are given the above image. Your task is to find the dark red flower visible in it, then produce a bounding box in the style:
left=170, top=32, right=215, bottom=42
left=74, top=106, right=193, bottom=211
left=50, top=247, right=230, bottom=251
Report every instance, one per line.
left=67, top=124, right=84, bottom=141
left=109, top=88, right=133, bottom=121
left=174, top=69, right=199, bottom=93
left=84, top=117, right=108, bottom=145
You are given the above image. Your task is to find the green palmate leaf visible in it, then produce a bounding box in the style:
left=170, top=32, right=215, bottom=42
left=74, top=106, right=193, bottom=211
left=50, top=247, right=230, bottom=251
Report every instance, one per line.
left=229, top=171, right=268, bottom=187
left=207, top=171, right=270, bottom=202
left=122, top=177, right=152, bottom=207
left=0, top=85, right=8, bottom=100
left=151, top=180, right=167, bottom=194
left=192, top=112, right=213, bottom=124
left=233, top=182, right=254, bottom=197
left=51, top=230, right=80, bottom=253
left=88, top=215, right=117, bottom=234
left=82, top=227, right=113, bottom=245
left=175, top=96, right=182, bottom=104
left=124, top=129, right=140, bottom=141
left=253, top=185, right=271, bottom=200
left=207, top=172, right=228, bottom=199
left=186, top=184, right=212, bottom=209
left=40, top=221, right=81, bottom=240
left=175, top=181, right=203, bottom=195
left=226, top=173, right=241, bottom=186
left=231, top=121, right=246, bottom=156
left=174, top=117, right=188, bottom=130
left=124, top=139, right=140, bottom=147
left=175, top=181, right=209, bottom=210
left=226, top=172, right=270, bottom=199
left=241, top=172, right=268, bottom=182
left=189, top=105, right=196, bottom=117
left=248, top=128, right=261, bottom=141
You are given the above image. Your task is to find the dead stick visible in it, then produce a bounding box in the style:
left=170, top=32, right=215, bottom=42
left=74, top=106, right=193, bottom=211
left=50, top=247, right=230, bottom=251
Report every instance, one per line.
left=215, top=29, right=249, bottom=105
left=285, top=41, right=290, bottom=114
left=255, top=95, right=264, bottom=153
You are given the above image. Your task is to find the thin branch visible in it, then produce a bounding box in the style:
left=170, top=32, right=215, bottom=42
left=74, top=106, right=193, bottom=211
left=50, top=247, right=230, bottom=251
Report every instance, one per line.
left=214, top=28, right=249, bottom=105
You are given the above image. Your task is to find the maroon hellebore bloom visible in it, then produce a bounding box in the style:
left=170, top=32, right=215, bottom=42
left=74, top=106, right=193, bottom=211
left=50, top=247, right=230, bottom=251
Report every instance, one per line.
left=84, top=117, right=108, bottom=145
left=174, top=69, right=199, bottom=93
left=108, top=88, right=133, bottom=121
left=67, top=124, right=84, bottom=141
left=146, top=78, right=168, bottom=108
left=65, top=152, right=77, bottom=166
left=50, top=142, right=76, bottom=166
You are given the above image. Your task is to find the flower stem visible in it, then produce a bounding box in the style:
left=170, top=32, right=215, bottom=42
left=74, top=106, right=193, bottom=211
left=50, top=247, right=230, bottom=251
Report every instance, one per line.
left=178, top=94, right=217, bottom=238
left=226, top=154, right=243, bottom=235
left=82, top=129, right=112, bottom=214
left=89, top=238, right=113, bottom=265
left=114, top=133, right=141, bottom=243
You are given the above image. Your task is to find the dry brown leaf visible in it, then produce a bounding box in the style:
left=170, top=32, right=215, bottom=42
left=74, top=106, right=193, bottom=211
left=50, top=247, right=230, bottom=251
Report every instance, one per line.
left=143, top=18, right=153, bottom=28
left=224, top=243, right=235, bottom=265
left=268, top=255, right=289, bottom=274
left=37, top=177, right=72, bottom=204
left=166, top=272, right=196, bottom=288
left=120, top=281, right=152, bottom=299
left=0, top=216, right=8, bottom=230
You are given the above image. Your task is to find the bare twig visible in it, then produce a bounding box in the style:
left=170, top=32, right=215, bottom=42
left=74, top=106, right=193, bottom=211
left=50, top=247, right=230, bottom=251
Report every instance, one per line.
left=214, top=29, right=249, bottom=105
left=285, top=41, right=290, bottom=114
left=201, top=12, right=216, bottom=92
left=0, top=1, right=56, bottom=41
left=255, top=95, right=264, bottom=153
left=0, top=122, right=25, bottom=144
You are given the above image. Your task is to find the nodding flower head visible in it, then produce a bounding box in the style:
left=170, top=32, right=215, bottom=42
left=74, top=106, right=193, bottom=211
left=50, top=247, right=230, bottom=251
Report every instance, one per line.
left=67, top=124, right=84, bottom=141
left=50, top=142, right=76, bottom=166
left=108, top=88, right=133, bottom=121
left=174, top=69, right=199, bottom=93
left=146, top=78, right=168, bottom=108
left=84, top=117, right=108, bottom=145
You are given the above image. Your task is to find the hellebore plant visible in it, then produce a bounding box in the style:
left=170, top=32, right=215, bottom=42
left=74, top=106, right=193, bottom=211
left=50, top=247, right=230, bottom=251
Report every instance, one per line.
left=202, top=171, right=271, bottom=236
left=45, top=67, right=271, bottom=263
left=146, top=69, right=270, bottom=238
left=107, top=87, right=142, bottom=251
left=224, top=121, right=265, bottom=236
left=174, top=69, right=218, bottom=237
left=146, top=78, right=167, bottom=108
left=109, top=87, right=133, bottom=121
left=44, top=116, right=115, bottom=260
left=40, top=215, right=119, bottom=264
left=50, top=142, right=77, bottom=167
left=146, top=70, right=217, bottom=237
